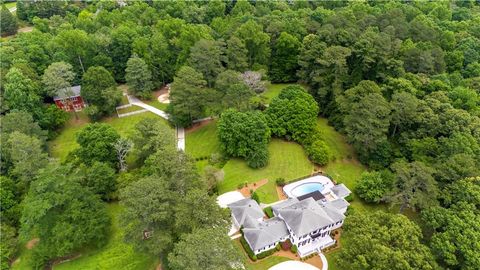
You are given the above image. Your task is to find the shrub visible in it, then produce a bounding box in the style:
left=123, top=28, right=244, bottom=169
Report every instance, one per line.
left=240, top=237, right=257, bottom=261
left=237, top=183, right=245, bottom=189
left=356, top=170, right=394, bottom=203
left=306, top=139, right=331, bottom=166
left=291, top=244, right=298, bottom=253
left=276, top=243, right=281, bottom=251
left=257, top=248, right=276, bottom=259
left=275, top=177, right=286, bottom=186
left=281, top=239, right=292, bottom=251
left=264, top=206, right=273, bottom=218
left=345, top=194, right=354, bottom=202
left=251, top=191, right=260, bottom=203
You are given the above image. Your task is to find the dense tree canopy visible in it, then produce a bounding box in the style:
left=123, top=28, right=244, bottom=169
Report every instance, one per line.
left=1, top=5, right=17, bottom=37
left=3, top=1, right=480, bottom=268
left=20, top=164, right=109, bottom=267
left=218, top=109, right=271, bottom=168
left=74, top=123, right=121, bottom=167
left=266, top=85, right=319, bottom=143
left=125, top=54, right=154, bottom=99
left=336, top=211, right=438, bottom=270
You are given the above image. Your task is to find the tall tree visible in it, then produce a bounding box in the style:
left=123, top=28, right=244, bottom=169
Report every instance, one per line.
left=0, top=4, right=17, bottom=36
left=234, top=20, right=271, bottom=68
left=387, top=161, right=439, bottom=212
left=130, top=118, right=176, bottom=164
left=77, top=161, right=117, bottom=201
left=168, top=228, right=243, bottom=270
left=226, top=36, right=248, bottom=72
left=270, top=32, right=301, bottom=82
left=218, top=109, right=271, bottom=168
left=20, top=163, right=109, bottom=267
left=336, top=211, right=438, bottom=270
left=3, top=67, right=41, bottom=113
left=344, top=92, right=391, bottom=166
left=42, top=62, right=76, bottom=97
left=74, top=123, right=120, bottom=167
left=169, top=66, right=212, bottom=126
left=6, top=132, right=48, bottom=193
left=81, top=66, right=121, bottom=118
left=188, top=39, right=225, bottom=87
left=265, top=85, right=319, bottom=143
left=125, top=54, right=154, bottom=99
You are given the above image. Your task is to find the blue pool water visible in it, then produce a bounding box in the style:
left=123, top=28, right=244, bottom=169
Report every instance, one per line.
left=291, top=182, right=325, bottom=197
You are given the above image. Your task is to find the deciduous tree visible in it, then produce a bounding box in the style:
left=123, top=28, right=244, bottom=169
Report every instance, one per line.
left=20, top=164, right=109, bottom=267
left=74, top=123, right=120, bottom=167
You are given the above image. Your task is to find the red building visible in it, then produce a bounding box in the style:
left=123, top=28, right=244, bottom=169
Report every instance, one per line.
left=53, top=86, right=87, bottom=112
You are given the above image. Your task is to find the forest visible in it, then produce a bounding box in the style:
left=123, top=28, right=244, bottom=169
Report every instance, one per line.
left=1, top=1, right=479, bottom=270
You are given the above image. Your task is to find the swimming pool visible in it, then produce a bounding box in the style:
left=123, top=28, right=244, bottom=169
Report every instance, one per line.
left=282, top=175, right=334, bottom=198
left=290, top=182, right=325, bottom=197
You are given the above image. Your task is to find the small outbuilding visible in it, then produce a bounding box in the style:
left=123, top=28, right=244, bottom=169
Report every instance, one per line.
left=53, top=85, right=86, bottom=112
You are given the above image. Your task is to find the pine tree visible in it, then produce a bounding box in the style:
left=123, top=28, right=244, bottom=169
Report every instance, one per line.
left=1, top=5, right=18, bottom=37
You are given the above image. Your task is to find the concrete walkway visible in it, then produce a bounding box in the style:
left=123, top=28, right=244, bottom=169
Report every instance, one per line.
left=319, top=253, right=328, bottom=270
left=127, top=95, right=185, bottom=151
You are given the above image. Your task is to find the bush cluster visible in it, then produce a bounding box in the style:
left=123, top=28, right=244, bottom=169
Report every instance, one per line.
left=264, top=206, right=274, bottom=218
left=240, top=237, right=257, bottom=261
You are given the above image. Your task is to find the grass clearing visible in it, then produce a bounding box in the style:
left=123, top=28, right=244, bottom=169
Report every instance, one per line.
left=144, top=99, right=169, bottom=111
left=116, top=105, right=145, bottom=114
left=48, top=112, right=171, bottom=162
left=53, top=203, right=158, bottom=270
left=185, top=121, right=221, bottom=158
left=5, top=2, right=16, bottom=9
left=317, top=118, right=352, bottom=160
left=219, top=139, right=314, bottom=203
left=261, top=83, right=295, bottom=103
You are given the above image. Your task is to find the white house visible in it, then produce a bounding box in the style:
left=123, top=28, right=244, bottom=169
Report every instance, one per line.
left=228, top=175, right=351, bottom=257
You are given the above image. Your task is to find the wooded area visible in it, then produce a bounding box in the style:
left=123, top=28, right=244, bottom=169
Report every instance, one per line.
left=1, top=1, right=479, bottom=270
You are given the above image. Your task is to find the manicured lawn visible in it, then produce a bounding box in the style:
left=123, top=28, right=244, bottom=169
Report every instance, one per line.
left=144, top=99, right=169, bottom=111
left=48, top=112, right=171, bottom=162
left=219, top=139, right=314, bottom=203
left=5, top=2, right=16, bottom=9
left=116, top=105, right=145, bottom=114
left=317, top=118, right=352, bottom=160
left=261, top=83, right=296, bottom=103
left=53, top=203, right=158, bottom=270
left=233, top=240, right=290, bottom=270
left=185, top=121, right=221, bottom=158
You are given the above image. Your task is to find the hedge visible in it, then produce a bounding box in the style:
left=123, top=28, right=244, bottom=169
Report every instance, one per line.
left=240, top=237, right=257, bottom=261
left=264, top=206, right=273, bottom=218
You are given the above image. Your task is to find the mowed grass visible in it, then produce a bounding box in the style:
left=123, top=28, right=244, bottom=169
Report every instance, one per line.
left=261, top=83, right=296, bottom=103
left=219, top=139, right=314, bottom=203
left=53, top=203, right=158, bottom=270
left=317, top=118, right=352, bottom=160
left=233, top=240, right=290, bottom=270
left=48, top=112, right=171, bottom=162
left=185, top=121, right=221, bottom=158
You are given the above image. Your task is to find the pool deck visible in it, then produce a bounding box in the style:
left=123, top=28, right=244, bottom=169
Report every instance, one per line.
left=283, top=175, right=335, bottom=199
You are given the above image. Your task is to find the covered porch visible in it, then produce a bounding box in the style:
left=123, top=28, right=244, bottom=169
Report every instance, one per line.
left=298, top=236, right=335, bottom=258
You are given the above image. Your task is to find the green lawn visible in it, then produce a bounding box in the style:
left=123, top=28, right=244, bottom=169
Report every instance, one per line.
left=261, top=83, right=296, bottom=103
left=116, top=105, right=145, bottom=114
left=234, top=240, right=290, bottom=270
left=5, top=2, right=16, bottom=9
left=144, top=99, right=169, bottom=111
left=185, top=121, right=221, bottom=158
left=220, top=139, right=314, bottom=203
left=54, top=203, right=158, bottom=270
left=317, top=118, right=352, bottom=160
left=48, top=112, right=171, bottom=162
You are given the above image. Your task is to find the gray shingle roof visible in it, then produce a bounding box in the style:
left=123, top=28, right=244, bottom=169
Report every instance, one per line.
left=331, top=184, right=351, bottom=198
left=53, top=85, right=82, bottom=100
left=243, top=217, right=289, bottom=250
left=321, top=203, right=345, bottom=223
left=277, top=198, right=334, bottom=236
left=228, top=198, right=264, bottom=228
left=271, top=198, right=299, bottom=213
left=326, top=198, right=350, bottom=210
